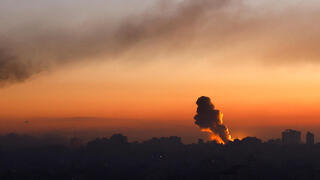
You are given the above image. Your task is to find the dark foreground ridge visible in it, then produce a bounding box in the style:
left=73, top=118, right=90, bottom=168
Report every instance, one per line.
left=1, top=133, right=320, bottom=180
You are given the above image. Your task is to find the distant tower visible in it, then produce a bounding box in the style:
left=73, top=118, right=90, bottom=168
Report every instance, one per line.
left=282, top=129, right=301, bottom=145
left=306, top=131, right=315, bottom=145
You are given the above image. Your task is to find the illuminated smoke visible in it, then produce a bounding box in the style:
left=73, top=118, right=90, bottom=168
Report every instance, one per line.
left=2, top=0, right=320, bottom=86
left=194, top=96, right=232, bottom=144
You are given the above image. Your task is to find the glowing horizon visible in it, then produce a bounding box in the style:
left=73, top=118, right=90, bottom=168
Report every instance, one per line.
left=1, top=0, right=320, bottom=143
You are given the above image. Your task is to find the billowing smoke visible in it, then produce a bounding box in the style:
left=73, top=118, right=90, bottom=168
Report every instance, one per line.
left=194, top=96, right=232, bottom=144
left=2, top=0, right=320, bottom=86
left=0, top=0, right=234, bottom=86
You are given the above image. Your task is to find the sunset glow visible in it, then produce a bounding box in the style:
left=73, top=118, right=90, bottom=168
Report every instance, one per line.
left=1, top=0, right=320, bottom=143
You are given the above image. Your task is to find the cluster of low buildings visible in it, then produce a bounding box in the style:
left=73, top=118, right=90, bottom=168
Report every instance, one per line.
left=282, top=129, right=315, bottom=145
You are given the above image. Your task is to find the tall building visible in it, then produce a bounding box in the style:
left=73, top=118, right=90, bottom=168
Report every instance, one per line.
left=282, top=129, right=301, bottom=145
left=306, top=131, right=315, bottom=145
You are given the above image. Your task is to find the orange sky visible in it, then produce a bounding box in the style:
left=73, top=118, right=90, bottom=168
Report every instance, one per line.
left=1, top=0, right=320, bottom=143
left=1, top=59, right=320, bottom=142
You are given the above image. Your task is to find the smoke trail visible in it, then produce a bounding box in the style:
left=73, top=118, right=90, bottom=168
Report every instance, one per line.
left=0, top=0, right=233, bottom=86
left=1, top=0, right=320, bottom=86
left=194, top=96, right=232, bottom=144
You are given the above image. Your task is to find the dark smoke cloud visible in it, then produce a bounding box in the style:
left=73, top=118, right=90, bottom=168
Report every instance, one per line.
left=194, top=96, right=231, bottom=144
left=1, top=0, right=320, bottom=85
left=0, top=49, right=26, bottom=83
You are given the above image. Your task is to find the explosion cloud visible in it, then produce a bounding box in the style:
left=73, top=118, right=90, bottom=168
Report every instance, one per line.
left=194, top=96, right=232, bottom=144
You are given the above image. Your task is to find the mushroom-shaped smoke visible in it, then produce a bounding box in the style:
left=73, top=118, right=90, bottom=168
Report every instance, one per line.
left=194, top=96, right=232, bottom=144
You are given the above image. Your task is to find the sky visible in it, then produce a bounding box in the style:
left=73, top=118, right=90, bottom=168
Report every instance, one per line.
left=1, top=0, right=320, bottom=143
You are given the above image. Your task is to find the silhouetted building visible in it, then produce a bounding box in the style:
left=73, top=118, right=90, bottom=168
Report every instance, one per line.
left=240, top=137, right=262, bottom=145
left=3, top=132, right=320, bottom=180
left=306, top=131, right=314, bottom=145
left=143, top=136, right=182, bottom=145
left=282, top=129, right=301, bottom=145
left=110, top=134, right=128, bottom=144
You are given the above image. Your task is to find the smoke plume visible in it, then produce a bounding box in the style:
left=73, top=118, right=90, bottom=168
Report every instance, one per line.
left=194, top=96, right=232, bottom=144
left=1, top=0, right=320, bottom=86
